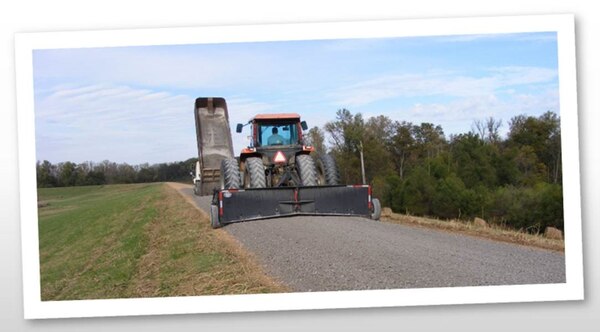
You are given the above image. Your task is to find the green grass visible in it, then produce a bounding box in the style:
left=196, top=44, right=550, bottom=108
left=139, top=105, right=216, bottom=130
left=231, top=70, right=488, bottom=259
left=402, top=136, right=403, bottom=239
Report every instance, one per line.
left=38, top=184, right=160, bottom=300
left=37, top=183, right=286, bottom=301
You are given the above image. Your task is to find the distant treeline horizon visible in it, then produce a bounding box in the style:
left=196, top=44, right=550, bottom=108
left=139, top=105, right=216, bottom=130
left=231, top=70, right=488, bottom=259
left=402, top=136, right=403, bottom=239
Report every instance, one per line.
left=36, top=158, right=198, bottom=188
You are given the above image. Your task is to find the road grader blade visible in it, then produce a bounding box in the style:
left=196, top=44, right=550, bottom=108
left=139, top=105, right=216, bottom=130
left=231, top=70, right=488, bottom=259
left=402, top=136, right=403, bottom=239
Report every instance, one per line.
left=210, top=185, right=380, bottom=228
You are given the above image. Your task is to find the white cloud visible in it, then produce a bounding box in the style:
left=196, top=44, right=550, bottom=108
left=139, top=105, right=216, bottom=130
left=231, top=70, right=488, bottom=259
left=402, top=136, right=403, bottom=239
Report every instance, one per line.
left=35, top=84, right=196, bottom=164
left=487, top=66, right=557, bottom=86
left=329, top=66, right=557, bottom=107
left=360, top=89, right=559, bottom=138
left=34, top=46, right=293, bottom=91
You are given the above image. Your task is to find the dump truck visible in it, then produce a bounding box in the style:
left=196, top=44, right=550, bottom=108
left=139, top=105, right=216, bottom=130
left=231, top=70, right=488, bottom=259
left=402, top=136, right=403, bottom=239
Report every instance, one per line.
left=192, top=97, right=235, bottom=196
left=192, top=97, right=381, bottom=228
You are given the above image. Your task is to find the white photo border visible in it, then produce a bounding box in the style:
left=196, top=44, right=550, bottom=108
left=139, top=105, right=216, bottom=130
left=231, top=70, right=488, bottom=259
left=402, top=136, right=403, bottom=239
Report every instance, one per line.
left=15, top=14, right=583, bottom=319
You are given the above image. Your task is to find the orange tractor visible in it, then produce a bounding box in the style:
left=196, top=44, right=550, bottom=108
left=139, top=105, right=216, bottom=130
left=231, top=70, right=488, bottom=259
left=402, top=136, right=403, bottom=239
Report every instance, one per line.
left=223, top=113, right=340, bottom=190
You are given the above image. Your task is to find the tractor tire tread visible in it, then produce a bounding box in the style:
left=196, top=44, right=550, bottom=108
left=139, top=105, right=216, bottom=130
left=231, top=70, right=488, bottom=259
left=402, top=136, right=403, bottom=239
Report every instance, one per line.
left=296, top=154, right=318, bottom=186
left=221, top=158, right=241, bottom=189
left=318, top=154, right=341, bottom=185
left=246, top=157, right=267, bottom=188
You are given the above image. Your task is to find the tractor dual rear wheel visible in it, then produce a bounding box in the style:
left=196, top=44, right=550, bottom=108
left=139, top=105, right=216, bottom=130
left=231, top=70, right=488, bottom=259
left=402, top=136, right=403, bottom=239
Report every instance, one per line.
left=317, top=154, right=341, bottom=186
left=220, top=158, right=241, bottom=189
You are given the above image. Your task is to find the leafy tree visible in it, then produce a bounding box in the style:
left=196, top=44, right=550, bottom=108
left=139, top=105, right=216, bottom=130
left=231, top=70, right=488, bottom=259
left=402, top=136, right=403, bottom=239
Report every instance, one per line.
left=85, top=170, right=106, bottom=185
left=36, top=160, right=57, bottom=188
left=136, top=166, right=156, bottom=183
left=472, top=117, right=502, bottom=145
left=362, top=116, right=395, bottom=181
left=116, top=164, right=136, bottom=183
left=324, top=109, right=366, bottom=184
left=412, top=123, right=446, bottom=176
left=431, top=173, right=468, bottom=219
left=492, top=147, right=520, bottom=186
left=306, top=127, right=327, bottom=157
left=324, top=108, right=365, bottom=154
left=396, top=166, right=436, bottom=216
left=450, top=133, right=497, bottom=188
left=508, top=111, right=561, bottom=184
left=511, top=145, right=546, bottom=186
left=57, top=162, right=78, bottom=187
left=389, top=121, right=416, bottom=179
left=534, top=182, right=564, bottom=230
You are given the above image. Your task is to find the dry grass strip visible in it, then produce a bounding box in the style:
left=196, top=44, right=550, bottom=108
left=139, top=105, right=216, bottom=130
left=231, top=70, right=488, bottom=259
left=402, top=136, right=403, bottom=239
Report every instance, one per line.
left=382, top=211, right=564, bottom=252
left=157, top=182, right=289, bottom=295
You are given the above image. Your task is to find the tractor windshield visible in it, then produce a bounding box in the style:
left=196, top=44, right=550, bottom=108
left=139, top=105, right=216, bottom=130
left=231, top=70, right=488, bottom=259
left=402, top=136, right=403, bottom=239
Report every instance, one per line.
left=257, top=122, right=298, bottom=146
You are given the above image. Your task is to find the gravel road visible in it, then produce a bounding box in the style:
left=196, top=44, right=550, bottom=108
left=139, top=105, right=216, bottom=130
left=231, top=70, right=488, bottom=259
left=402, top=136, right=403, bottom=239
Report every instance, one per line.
left=177, top=186, right=565, bottom=292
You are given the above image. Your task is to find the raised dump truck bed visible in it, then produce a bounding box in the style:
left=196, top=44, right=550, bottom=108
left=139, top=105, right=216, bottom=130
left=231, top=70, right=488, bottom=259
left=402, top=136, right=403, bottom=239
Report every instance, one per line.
left=193, top=97, right=235, bottom=195
left=209, top=184, right=381, bottom=228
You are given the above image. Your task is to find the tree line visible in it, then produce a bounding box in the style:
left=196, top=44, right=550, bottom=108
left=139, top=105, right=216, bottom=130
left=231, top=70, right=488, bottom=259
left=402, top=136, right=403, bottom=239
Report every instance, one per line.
left=36, top=158, right=198, bottom=187
left=307, top=109, right=563, bottom=232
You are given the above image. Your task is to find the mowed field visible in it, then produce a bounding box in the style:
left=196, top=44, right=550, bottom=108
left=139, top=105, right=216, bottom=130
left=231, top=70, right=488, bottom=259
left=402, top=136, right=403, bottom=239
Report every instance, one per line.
left=37, top=183, right=287, bottom=301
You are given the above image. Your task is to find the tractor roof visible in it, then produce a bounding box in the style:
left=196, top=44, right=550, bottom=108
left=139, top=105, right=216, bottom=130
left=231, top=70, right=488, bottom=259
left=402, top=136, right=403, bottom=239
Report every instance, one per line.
left=253, top=113, right=301, bottom=121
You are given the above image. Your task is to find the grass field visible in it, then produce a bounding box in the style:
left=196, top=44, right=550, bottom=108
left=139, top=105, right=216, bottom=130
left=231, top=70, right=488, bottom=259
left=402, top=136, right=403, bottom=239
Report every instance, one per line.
left=37, top=183, right=287, bottom=301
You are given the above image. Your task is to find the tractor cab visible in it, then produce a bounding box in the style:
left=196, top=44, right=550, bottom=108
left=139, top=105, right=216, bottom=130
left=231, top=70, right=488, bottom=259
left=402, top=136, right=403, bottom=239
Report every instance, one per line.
left=235, top=113, right=315, bottom=189
left=237, top=114, right=308, bottom=148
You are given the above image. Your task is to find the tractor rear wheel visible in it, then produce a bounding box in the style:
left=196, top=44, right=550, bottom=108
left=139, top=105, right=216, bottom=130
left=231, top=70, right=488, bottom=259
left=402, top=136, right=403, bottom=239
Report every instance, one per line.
left=296, top=154, right=317, bottom=186
left=244, top=157, right=267, bottom=188
left=220, top=158, right=241, bottom=189
left=317, top=154, right=341, bottom=185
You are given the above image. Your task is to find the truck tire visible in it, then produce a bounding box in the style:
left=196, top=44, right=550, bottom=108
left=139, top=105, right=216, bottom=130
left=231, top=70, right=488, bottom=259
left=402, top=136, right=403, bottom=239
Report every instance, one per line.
left=210, top=204, right=222, bottom=229
left=296, top=154, right=317, bottom=186
left=244, top=157, right=266, bottom=188
left=220, top=158, right=241, bottom=189
left=371, top=198, right=382, bottom=221
left=193, top=181, right=201, bottom=195
left=317, top=154, right=341, bottom=185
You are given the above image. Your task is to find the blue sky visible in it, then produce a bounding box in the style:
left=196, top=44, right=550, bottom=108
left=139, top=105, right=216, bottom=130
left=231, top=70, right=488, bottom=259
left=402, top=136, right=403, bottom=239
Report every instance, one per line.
left=33, top=32, right=559, bottom=164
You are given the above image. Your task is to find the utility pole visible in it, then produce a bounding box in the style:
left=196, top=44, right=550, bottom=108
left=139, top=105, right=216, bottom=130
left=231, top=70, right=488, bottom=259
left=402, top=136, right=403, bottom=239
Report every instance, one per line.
left=359, top=140, right=366, bottom=185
